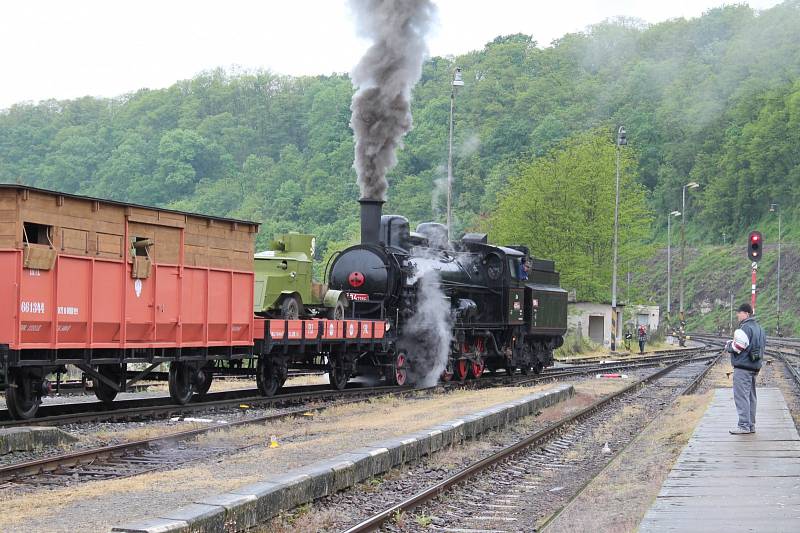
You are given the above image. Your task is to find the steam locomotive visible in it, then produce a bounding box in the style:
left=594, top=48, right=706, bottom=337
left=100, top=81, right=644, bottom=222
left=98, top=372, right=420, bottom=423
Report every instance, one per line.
left=327, top=200, right=568, bottom=384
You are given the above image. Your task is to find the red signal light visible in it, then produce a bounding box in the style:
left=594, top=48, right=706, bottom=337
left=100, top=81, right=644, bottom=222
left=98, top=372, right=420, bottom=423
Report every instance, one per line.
left=751, top=234, right=759, bottom=242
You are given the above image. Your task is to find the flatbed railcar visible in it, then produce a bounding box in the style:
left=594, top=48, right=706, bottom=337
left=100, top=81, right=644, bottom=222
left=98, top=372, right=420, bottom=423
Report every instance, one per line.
left=0, top=185, right=387, bottom=419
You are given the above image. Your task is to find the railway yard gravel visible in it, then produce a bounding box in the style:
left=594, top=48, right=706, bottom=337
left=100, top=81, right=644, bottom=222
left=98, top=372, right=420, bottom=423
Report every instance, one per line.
left=0, top=382, right=565, bottom=532
left=254, top=367, right=665, bottom=532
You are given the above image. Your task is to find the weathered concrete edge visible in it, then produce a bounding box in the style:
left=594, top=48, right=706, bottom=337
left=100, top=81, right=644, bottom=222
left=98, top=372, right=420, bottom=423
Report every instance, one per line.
left=111, top=383, right=574, bottom=533
left=0, top=426, right=78, bottom=455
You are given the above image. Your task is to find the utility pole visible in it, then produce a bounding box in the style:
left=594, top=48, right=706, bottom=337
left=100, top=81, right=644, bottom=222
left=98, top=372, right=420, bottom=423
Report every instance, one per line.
left=611, top=126, right=626, bottom=352
left=446, top=67, right=464, bottom=241
left=679, top=181, right=699, bottom=346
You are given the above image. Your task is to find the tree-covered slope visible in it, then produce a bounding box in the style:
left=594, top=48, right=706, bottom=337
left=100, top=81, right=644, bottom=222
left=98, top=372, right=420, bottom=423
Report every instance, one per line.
left=1, top=2, right=799, bottom=290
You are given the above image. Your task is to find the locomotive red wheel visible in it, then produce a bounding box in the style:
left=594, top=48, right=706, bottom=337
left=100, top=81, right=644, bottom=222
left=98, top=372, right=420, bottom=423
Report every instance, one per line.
left=394, top=352, right=407, bottom=386
left=455, top=359, right=468, bottom=382
left=469, top=359, right=485, bottom=379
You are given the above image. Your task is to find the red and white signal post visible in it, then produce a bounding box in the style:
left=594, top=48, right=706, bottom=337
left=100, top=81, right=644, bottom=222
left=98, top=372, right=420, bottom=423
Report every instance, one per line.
left=748, top=231, right=763, bottom=314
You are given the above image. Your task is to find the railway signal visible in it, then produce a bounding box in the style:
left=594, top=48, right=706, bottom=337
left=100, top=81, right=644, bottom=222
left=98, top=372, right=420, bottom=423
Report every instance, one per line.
left=748, top=231, right=762, bottom=261
left=747, top=231, right=763, bottom=313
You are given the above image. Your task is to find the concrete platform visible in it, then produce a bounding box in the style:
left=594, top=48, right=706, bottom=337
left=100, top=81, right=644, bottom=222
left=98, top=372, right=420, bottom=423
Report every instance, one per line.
left=639, top=388, right=800, bottom=533
left=112, top=383, right=574, bottom=533
left=0, top=426, right=77, bottom=454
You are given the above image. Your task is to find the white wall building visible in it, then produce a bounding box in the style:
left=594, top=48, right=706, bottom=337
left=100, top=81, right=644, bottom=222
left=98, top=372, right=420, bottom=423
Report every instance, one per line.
left=567, top=302, right=624, bottom=348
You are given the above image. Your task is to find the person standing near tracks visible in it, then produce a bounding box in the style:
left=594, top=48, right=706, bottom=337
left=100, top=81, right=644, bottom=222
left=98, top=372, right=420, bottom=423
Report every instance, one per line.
left=637, top=324, right=647, bottom=354
left=725, top=303, right=765, bottom=434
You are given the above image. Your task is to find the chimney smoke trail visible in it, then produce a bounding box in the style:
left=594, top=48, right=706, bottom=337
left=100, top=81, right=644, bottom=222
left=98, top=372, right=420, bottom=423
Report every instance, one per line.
left=349, top=0, right=436, bottom=201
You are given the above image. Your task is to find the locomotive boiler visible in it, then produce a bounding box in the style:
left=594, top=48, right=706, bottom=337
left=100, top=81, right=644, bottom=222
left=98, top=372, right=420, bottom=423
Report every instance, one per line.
left=327, top=200, right=567, bottom=383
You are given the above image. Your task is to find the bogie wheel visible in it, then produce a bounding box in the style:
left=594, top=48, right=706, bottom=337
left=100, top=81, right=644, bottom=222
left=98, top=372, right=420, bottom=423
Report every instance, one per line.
left=386, top=352, right=408, bottom=386
left=168, top=362, right=195, bottom=405
left=328, top=355, right=350, bottom=390
left=468, top=359, right=485, bottom=379
left=256, top=358, right=280, bottom=397
left=455, top=359, right=468, bottom=382
left=328, top=296, right=347, bottom=320
left=93, top=364, right=123, bottom=403
left=5, top=370, right=41, bottom=420
left=520, top=365, right=531, bottom=376
left=193, top=364, right=214, bottom=400
left=280, top=295, right=301, bottom=320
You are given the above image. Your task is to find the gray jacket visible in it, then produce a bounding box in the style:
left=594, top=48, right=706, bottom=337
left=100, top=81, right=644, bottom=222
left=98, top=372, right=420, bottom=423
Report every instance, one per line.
left=727, top=316, right=764, bottom=371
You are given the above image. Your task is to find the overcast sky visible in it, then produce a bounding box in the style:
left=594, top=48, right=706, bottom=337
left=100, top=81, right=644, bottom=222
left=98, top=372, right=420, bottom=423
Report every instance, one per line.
left=0, top=0, right=782, bottom=109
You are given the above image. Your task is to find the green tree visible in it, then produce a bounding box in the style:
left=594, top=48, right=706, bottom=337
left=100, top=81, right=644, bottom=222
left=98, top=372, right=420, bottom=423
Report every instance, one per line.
left=488, top=131, right=653, bottom=301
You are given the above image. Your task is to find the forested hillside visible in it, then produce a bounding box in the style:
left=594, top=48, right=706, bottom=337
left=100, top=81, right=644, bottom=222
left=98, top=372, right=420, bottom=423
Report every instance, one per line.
left=2, top=2, right=799, bottom=302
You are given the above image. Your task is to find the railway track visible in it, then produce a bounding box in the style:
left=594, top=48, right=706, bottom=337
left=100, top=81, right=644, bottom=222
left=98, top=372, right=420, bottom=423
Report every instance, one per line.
left=0, top=348, right=711, bottom=491
left=0, top=349, right=703, bottom=427
left=0, top=386, right=423, bottom=489
left=337, top=349, right=720, bottom=533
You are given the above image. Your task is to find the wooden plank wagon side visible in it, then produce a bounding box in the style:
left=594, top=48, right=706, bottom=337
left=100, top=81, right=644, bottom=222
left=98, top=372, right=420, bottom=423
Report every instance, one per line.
left=0, top=185, right=259, bottom=418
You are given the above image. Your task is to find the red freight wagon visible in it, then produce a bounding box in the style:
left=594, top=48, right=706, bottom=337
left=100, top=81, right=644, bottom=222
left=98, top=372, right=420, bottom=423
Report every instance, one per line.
left=0, top=185, right=259, bottom=418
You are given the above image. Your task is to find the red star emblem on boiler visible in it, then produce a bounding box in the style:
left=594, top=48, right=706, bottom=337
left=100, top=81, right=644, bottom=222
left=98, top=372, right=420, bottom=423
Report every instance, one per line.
left=348, top=271, right=365, bottom=288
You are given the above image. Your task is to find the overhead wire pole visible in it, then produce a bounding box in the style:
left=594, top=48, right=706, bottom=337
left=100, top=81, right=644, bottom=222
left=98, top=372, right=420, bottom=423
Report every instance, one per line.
left=611, top=126, right=626, bottom=352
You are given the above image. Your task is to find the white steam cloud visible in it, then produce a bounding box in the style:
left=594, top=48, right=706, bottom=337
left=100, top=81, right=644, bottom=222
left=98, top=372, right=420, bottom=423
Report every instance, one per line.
left=348, top=0, right=437, bottom=200
left=399, top=267, right=452, bottom=387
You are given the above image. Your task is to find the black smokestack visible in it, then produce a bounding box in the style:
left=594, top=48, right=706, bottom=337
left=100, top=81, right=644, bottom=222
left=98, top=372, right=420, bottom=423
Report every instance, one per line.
left=360, top=198, right=384, bottom=244
left=348, top=0, right=436, bottom=201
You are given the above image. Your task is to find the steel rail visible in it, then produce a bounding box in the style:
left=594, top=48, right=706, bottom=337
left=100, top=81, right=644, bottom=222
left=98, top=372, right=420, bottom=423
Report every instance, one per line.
left=340, top=352, right=711, bottom=533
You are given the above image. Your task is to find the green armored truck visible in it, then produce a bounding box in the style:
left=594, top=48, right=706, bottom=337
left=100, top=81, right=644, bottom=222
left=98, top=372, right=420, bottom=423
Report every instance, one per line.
left=253, top=233, right=348, bottom=319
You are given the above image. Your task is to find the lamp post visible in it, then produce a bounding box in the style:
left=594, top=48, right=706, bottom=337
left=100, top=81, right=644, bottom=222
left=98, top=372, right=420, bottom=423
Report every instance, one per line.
left=611, top=125, right=627, bottom=352
left=770, top=203, right=782, bottom=336
left=446, top=67, right=464, bottom=241
left=679, top=181, right=699, bottom=346
left=667, top=210, right=681, bottom=320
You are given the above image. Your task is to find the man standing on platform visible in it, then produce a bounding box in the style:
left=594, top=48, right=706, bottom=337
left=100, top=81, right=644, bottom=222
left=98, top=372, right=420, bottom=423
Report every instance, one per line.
left=725, top=303, right=765, bottom=434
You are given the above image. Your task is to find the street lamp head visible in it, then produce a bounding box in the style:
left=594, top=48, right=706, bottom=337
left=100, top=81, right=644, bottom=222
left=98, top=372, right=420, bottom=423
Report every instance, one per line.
left=617, top=126, right=627, bottom=146
left=670, top=210, right=681, bottom=217
left=452, top=67, right=464, bottom=87
left=686, top=181, right=699, bottom=189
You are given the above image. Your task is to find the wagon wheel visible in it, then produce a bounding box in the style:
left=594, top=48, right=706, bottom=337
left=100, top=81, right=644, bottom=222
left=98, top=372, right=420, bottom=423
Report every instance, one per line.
left=5, top=369, right=41, bottom=420
left=280, top=295, right=301, bottom=320
left=385, top=352, right=408, bottom=386
left=505, top=365, right=516, bottom=377
left=455, top=359, right=469, bottom=382
left=468, top=358, right=485, bottom=379
left=328, top=355, right=350, bottom=391
left=256, top=358, right=280, bottom=397
left=168, top=362, right=195, bottom=405
left=93, top=364, right=123, bottom=404
left=193, top=364, right=214, bottom=400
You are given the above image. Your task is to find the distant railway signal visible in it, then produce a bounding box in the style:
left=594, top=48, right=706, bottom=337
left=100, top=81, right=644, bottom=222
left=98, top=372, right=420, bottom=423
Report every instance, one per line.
left=748, top=231, right=762, bottom=261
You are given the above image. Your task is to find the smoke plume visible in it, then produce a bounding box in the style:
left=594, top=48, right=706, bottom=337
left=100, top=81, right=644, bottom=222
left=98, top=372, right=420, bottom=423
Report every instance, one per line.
left=349, top=0, right=437, bottom=200
left=399, top=268, right=452, bottom=387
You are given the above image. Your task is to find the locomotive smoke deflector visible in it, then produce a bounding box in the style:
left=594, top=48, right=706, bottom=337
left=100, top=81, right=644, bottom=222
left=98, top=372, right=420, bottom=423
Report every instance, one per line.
left=359, top=198, right=384, bottom=244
